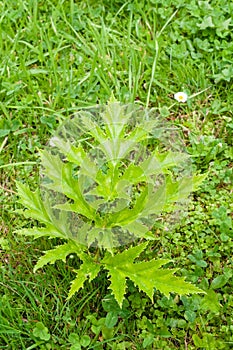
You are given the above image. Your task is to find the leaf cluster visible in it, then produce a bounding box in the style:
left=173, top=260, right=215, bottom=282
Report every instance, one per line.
left=16, top=101, right=205, bottom=306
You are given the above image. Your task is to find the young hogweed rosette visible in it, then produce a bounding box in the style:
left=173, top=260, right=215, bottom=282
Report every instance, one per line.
left=16, top=99, right=206, bottom=306
left=38, top=101, right=196, bottom=249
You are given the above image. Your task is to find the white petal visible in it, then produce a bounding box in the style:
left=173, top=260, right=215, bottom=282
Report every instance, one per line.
left=174, top=92, right=188, bottom=103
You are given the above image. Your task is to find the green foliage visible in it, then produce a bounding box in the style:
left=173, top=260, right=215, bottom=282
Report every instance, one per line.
left=1, top=0, right=232, bottom=348
left=102, top=243, right=202, bottom=307
left=33, top=322, right=51, bottom=341
left=68, top=333, right=91, bottom=350
left=16, top=101, right=204, bottom=307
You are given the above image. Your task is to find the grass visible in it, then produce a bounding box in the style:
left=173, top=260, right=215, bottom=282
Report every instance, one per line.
left=0, top=0, right=232, bottom=349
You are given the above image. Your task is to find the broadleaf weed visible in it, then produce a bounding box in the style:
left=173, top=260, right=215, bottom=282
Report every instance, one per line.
left=16, top=100, right=206, bottom=306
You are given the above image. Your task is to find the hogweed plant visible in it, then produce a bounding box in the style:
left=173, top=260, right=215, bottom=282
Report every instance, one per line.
left=16, top=99, right=206, bottom=307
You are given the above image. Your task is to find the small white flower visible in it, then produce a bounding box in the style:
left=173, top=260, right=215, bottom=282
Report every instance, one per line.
left=174, top=92, right=188, bottom=103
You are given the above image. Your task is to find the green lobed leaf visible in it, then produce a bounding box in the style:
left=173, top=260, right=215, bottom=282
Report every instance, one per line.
left=120, top=163, right=146, bottom=184
left=86, top=227, right=104, bottom=248
left=101, top=102, right=131, bottom=140
left=188, top=173, right=208, bottom=191
left=123, top=221, right=153, bottom=239
left=93, top=162, right=121, bottom=200
left=34, top=241, right=80, bottom=272
left=40, top=150, right=64, bottom=190
left=140, top=183, right=166, bottom=217
left=16, top=182, right=51, bottom=224
left=109, top=270, right=127, bottom=309
left=102, top=242, right=148, bottom=266
left=16, top=226, right=66, bottom=239
left=61, top=165, right=96, bottom=216
left=157, top=173, right=208, bottom=207
left=102, top=243, right=148, bottom=307
left=125, top=260, right=172, bottom=300
left=40, top=152, right=96, bottom=220
left=50, top=135, right=99, bottom=180
left=48, top=137, right=86, bottom=166
left=87, top=228, right=116, bottom=251
left=102, top=245, right=203, bottom=307
left=125, top=126, right=149, bottom=143
left=106, top=186, right=149, bottom=226
left=78, top=112, right=107, bottom=144
left=54, top=201, right=95, bottom=220
left=140, top=150, right=189, bottom=178
left=68, top=255, right=101, bottom=299
left=148, top=269, right=204, bottom=298
left=98, top=138, right=137, bottom=162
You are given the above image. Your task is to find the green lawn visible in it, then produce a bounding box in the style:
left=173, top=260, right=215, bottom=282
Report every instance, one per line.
left=0, top=1, right=232, bottom=349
